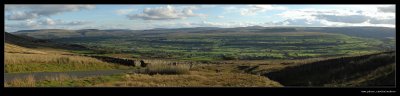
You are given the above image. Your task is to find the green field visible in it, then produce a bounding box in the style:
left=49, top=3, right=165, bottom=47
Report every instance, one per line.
left=52, top=31, right=389, bottom=61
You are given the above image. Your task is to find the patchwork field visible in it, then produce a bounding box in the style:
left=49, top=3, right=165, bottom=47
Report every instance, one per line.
left=51, top=31, right=388, bottom=61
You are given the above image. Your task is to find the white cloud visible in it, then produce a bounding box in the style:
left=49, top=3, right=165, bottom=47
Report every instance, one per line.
left=127, top=5, right=206, bottom=20
left=40, top=18, right=57, bottom=25
left=223, top=6, right=240, bottom=13
left=314, top=15, right=370, bottom=23
left=276, top=7, right=395, bottom=27
left=223, top=5, right=287, bottom=16
left=5, top=18, right=92, bottom=32
left=115, top=8, right=136, bottom=15
left=6, top=19, right=40, bottom=30
left=217, top=16, right=225, bottom=18
left=198, top=5, right=218, bottom=8
left=264, top=18, right=394, bottom=28
left=378, top=5, right=395, bottom=13
left=5, top=5, right=95, bottom=20
left=240, top=5, right=287, bottom=16
left=369, top=18, right=395, bottom=24
left=272, top=19, right=325, bottom=26
left=6, top=11, right=39, bottom=20
left=36, top=18, right=91, bottom=26
left=328, top=5, right=395, bottom=19
left=25, top=19, right=39, bottom=27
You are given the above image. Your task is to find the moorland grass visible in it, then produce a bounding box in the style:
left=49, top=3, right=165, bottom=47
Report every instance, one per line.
left=5, top=71, right=282, bottom=87
left=265, top=51, right=395, bottom=86
left=4, top=53, right=128, bottom=73
left=145, top=64, right=190, bottom=75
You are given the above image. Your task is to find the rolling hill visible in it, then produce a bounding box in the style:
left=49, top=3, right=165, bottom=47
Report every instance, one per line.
left=9, top=26, right=394, bottom=61
left=11, top=27, right=395, bottom=40
left=4, top=32, right=127, bottom=73
left=5, top=32, right=89, bottom=50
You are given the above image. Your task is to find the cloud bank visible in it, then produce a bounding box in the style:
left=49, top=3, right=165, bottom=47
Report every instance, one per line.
left=5, top=5, right=95, bottom=20
left=127, top=5, right=206, bottom=20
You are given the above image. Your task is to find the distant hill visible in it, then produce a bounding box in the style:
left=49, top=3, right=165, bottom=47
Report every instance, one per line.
left=13, top=29, right=140, bottom=39
left=11, top=27, right=395, bottom=40
left=4, top=32, right=89, bottom=50
left=297, top=27, right=395, bottom=40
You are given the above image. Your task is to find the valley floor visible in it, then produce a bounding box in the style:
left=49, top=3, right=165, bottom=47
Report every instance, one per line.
left=4, top=42, right=395, bottom=87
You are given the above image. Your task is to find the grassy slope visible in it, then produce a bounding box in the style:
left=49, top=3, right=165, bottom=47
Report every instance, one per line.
left=5, top=51, right=394, bottom=87
left=5, top=71, right=282, bottom=87
left=4, top=32, right=130, bottom=73
left=324, top=63, right=395, bottom=87
left=264, top=51, right=395, bottom=86
left=5, top=32, right=89, bottom=51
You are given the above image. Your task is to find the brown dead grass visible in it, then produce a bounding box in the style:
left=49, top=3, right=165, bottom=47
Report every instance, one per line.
left=94, top=71, right=282, bottom=87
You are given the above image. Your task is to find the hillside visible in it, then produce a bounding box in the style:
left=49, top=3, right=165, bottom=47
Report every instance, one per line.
left=5, top=32, right=89, bottom=50
left=12, top=29, right=140, bottom=39
left=4, top=28, right=396, bottom=87
left=298, top=27, right=395, bottom=40
left=265, top=51, right=396, bottom=87
left=4, top=32, right=128, bottom=73
left=5, top=43, right=47, bottom=55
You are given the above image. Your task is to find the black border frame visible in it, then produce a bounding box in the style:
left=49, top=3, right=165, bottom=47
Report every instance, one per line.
left=2, top=0, right=398, bottom=96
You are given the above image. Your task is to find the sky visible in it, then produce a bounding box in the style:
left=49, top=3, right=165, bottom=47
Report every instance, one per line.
left=4, top=4, right=396, bottom=32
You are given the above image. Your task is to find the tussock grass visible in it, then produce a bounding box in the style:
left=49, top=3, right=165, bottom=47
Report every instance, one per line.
left=43, top=74, right=77, bottom=81
left=31, top=71, right=280, bottom=87
left=5, top=75, right=36, bottom=87
left=37, top=74, right=78, bottom=87
left=5, top=53, right=109, bottom=65
left=137, top=59, right=196, bottom=75
left=324, top=63, right=396, bottom=87
left=266, top=51, right=395, bottom=86
left=141, top=59, right=185, bottom=65
left=5, top=53, right=124, bottom=73
left=4, top=69, right=283, bottom=87
left=142, top=59, right=171, bottom=65
left=95, top=72, right=282, bottom=87
left=5, top=43, right=47, bottom=54
left=145, top=63, right=190, bottom=75
left=5, top=74, right=77, bottom=87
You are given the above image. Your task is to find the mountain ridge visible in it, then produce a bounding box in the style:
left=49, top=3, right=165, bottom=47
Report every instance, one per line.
left=11, top=26, right=395, bottom=40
